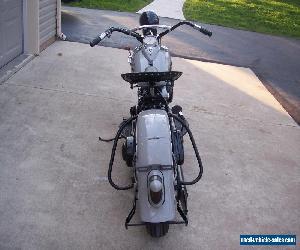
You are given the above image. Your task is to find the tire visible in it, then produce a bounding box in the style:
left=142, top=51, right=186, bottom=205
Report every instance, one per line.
left=146, top=222, right=169, bottom=237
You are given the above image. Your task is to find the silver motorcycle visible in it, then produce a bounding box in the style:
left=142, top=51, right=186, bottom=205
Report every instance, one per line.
left=90, top=11, right=212, bottom=237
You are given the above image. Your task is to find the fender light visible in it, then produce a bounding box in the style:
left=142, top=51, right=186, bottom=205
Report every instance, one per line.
left=148, top=173, right=164, bottom=207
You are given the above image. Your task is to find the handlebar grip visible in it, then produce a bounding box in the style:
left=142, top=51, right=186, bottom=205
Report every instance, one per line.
left=90, top=32, right=107, bottom=47
left=194, top=24, right=212, bottom=37
left=90, top=36, right=102, bottom=47
left=200, top=27, right=212, bottom=37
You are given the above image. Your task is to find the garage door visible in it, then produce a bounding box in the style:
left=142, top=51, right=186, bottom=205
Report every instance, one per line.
left=0, top=0, right=23, bottom=69
left=39, top=0, right=57, bottom=50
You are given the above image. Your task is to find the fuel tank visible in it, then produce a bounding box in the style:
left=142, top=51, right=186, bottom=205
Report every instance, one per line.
left=135, top=109, right=176, bottom=223
left=131, top=44, right=171, bottom=73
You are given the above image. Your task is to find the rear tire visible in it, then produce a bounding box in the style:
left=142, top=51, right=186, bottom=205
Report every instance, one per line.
left=146, top=222, right=169, bottom=237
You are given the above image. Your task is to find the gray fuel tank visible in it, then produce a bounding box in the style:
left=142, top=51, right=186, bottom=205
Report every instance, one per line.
left=135, top=109, right=176, bottom=223
left=131, top=45, right=171, bottom=73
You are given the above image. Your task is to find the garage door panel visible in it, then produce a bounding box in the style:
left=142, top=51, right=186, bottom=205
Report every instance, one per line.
left=39, top=0, right=57, bottom=48
left=0, top=0, right=23, bottom=68
left=4, top=12, right=22, bottom=51
left=2, top=0, right=19, bottom=9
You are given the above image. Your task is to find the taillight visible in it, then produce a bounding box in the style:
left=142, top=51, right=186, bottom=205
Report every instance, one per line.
left=148, top=172, right=164, bottom=207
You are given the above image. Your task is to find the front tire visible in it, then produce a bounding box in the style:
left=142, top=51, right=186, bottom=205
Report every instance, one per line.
left=146, top=222, right=169, bottom=237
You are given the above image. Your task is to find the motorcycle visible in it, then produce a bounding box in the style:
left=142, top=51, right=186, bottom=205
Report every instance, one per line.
left=90, top=11, right=212, bottom=237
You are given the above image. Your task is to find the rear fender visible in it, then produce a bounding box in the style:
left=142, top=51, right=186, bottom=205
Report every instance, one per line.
left=135, top=109, right=176, bottom=223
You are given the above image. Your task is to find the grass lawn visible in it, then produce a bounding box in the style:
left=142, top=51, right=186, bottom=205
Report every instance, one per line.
left=183, top=0, right=300, bottom=38
left=65, top=0, right=152, bottom=12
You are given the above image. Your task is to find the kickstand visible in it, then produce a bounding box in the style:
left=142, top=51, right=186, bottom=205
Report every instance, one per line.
left=177, top=203, right=188, bottom=226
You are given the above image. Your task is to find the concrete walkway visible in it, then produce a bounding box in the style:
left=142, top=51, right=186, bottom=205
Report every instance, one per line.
left=0, top=41, right=299, bottom=249
left=138, top=0, right=186, bottom=20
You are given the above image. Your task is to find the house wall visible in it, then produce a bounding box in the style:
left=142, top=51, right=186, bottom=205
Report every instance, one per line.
left=23, top=0, right=39, bottom=55
left=23, top=0, right=61, bottom=55
left=1, top=0, right=60, bottom=69
left=56, top=0, right=61, bottom=37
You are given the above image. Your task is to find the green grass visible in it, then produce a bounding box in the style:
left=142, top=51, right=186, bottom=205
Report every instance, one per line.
left=183, top=0, right=300, bottom=37
left=65, top=0, right=152, bottom=12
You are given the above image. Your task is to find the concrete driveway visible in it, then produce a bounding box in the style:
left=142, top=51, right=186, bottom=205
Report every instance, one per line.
left=62, top=6, right=300, bottom=125
left=0, top=41, right=299, bottom=249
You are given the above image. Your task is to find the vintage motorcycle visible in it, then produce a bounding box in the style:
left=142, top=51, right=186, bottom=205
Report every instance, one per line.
left=90, top=11, right=212, bottom=237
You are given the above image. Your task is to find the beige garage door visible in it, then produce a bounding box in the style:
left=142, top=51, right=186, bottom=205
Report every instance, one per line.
left=39, top=0, right=57, bottom=50
left=0, top=0, right=23, bottom=69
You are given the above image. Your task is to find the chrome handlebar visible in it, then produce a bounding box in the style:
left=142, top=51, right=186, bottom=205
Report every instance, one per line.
left=130, top=25, right=171, bottom=32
